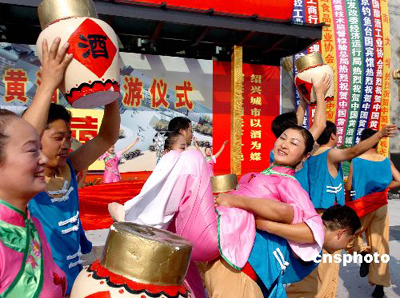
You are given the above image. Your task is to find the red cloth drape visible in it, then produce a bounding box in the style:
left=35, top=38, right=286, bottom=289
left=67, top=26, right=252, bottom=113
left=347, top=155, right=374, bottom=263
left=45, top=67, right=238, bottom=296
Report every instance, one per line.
left=345, top=189, right=388, bottom=218
left=79, top=181, right=145, bottom=230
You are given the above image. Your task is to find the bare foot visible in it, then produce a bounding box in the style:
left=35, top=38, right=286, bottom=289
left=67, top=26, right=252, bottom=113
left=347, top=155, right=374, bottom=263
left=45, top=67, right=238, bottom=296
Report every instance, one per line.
left=108, top=203, right=126, bottom=222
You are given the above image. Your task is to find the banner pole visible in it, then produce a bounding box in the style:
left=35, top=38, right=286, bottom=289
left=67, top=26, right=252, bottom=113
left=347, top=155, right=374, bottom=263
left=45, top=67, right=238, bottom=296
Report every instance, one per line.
left=230, top=45, right=243, bottom=175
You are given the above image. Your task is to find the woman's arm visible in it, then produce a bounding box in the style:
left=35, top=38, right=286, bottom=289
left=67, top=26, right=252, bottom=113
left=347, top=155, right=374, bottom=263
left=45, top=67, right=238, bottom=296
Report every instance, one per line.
left=296, top=97, right=307, bottom=126
left=389, top=161, right=400, bottom=189
left=345, top=161, right=354, bottom=191
left=193, top=137, right=201, bottom=151
left=214, top=140, right=228, bottom=159
left=120, top=137, right=140, bottom=155
left=70, top=101, right=120, bottom=173
left=329, top=125, right=397, bottom=164
left=256, top=219, right=315, bottom=244
left=388, top=181, right=400, bottom=189
left=215, top=193, right=294, bottom=224
left=23, top=38, right=72, bottom=134
left=308, top=73, right=330, bottom=141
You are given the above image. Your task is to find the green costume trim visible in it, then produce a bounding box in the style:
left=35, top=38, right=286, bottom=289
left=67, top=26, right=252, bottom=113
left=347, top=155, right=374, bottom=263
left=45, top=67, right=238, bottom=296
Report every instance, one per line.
left=216, top=209, right=243, bottom=271
left=104, top=153, right=116, bottom=163
left=0, top=221, right=26, bottom=253
left=260, top=165, right=296, bottom=180
left=0, top=200, right=26, bottom=218
left=216, top=165, right=296, bottom=270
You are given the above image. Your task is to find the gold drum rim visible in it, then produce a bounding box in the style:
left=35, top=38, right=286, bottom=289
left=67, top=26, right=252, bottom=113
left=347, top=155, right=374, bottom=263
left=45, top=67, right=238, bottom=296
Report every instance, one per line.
left=295, top=52, right=324, bottom=73
left=211, top=173, right=238, bottom=193
left=38, top=0, right=98, bottom=29
left=100, top=222, right=193, bottom=286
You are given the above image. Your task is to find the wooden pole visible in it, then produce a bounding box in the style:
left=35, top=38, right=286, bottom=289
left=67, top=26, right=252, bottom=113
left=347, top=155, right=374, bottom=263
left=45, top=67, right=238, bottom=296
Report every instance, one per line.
left=230, top=45, right=243, bottom=175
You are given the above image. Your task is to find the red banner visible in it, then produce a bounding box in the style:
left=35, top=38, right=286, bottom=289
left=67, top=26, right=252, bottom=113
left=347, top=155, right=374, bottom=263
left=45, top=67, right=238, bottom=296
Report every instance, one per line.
left=213, top=62, right=281, bottom=175
left=116, top=0, right=294, bottom=20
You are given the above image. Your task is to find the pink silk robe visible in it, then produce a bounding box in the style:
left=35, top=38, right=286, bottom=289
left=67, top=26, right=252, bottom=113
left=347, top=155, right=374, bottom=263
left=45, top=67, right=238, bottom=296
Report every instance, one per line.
left=99, top=151, right=123, bottom=183
left=124, top=150, right=219, bottom=298
left=123, top=151, right=324, bottom=297
left=0, top=201, right=66, bottom=297
left=218, top=166, right=325, bottom=269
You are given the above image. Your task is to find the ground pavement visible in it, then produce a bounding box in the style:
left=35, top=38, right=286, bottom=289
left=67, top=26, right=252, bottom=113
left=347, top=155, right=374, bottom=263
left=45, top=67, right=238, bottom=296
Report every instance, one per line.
left=337, top=199, right=400, bottom=298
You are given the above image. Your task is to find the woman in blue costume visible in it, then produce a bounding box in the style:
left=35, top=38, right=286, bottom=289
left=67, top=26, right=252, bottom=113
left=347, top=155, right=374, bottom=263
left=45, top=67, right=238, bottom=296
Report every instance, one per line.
left=23, top=38, right=121, bottom=294
left=345, top=128, right=400, bottom=298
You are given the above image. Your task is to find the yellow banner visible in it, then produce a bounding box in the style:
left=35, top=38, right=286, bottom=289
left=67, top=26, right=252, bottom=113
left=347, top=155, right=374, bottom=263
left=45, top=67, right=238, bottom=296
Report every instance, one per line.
left=379, top=0, right=390, bottom=156
left=68, top=108, right=105, bottom=171
left=318, top=0, right=337, bottom=123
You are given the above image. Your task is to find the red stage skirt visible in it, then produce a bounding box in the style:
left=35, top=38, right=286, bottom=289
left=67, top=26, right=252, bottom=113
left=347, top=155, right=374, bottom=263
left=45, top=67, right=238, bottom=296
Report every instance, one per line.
left=79, top=171, right=242, bottom=230
left=79, top=180, right=145, bottom=230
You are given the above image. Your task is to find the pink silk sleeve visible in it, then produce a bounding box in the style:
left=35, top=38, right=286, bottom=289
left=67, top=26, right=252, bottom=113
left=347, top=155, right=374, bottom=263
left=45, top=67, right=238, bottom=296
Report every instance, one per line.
left=216, top=173, right=269, bottom=269
left=171, top=151, right=219, bottom=262
left=122, top=150, right=217, bottom=298
left=276, top=178, right=325, bottom=262
left=98, top=152, right=108, bottom=161
left=238, top=172, right=258, bottom=185
left=116, top=151, right=123, bottom=160
left=225, top=173, right=324, bottom=264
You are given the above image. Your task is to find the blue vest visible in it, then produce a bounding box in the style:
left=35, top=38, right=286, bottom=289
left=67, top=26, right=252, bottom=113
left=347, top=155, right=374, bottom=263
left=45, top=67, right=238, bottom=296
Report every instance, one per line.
left=28, top=159, right=92, bottom=294
left=295, top=149, right=345, bottom=209
left=270, top=150, right=274, bottom=165
left=350, top=157, right=392, bottom=200
left=248, top=230, right=319, bottom=298
left=294, top=160, right=310, bottom=194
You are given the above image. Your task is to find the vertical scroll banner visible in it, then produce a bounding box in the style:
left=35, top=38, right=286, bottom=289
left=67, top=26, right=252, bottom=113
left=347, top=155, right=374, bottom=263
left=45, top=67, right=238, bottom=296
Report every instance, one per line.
left=298, top=0, right=390, bottom=152
left=332, top=0, right=351, bottom=146
left=230, top=45, right=244, bottom=175
left=292, top=0, right=309, bottom=128
left=355, top=0, right=375, bottom=143
left=344, top=0, right=364, bottom=147
left=368, top=0, right=384, bottom=130
left=213, top=61, right=281, bottom=175
left=379, top=0, right=390, bottom=156
left=305, top=0, right=321, bottom=127
left=318, top=0, right=338, bottom=123
left=241, top=65, right=281, bottom=173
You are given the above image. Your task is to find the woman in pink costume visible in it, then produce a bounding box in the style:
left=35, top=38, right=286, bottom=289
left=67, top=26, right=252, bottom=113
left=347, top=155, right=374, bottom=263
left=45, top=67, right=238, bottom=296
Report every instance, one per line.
left=216, top=127, right=324, bottom=268
left=203, top=140, right=228, bottom=176
left=0, top=109, right=67, bottom=297
left=99, top=137, right=139, bottom=183
left=109, top=125, right=324, bottom=297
